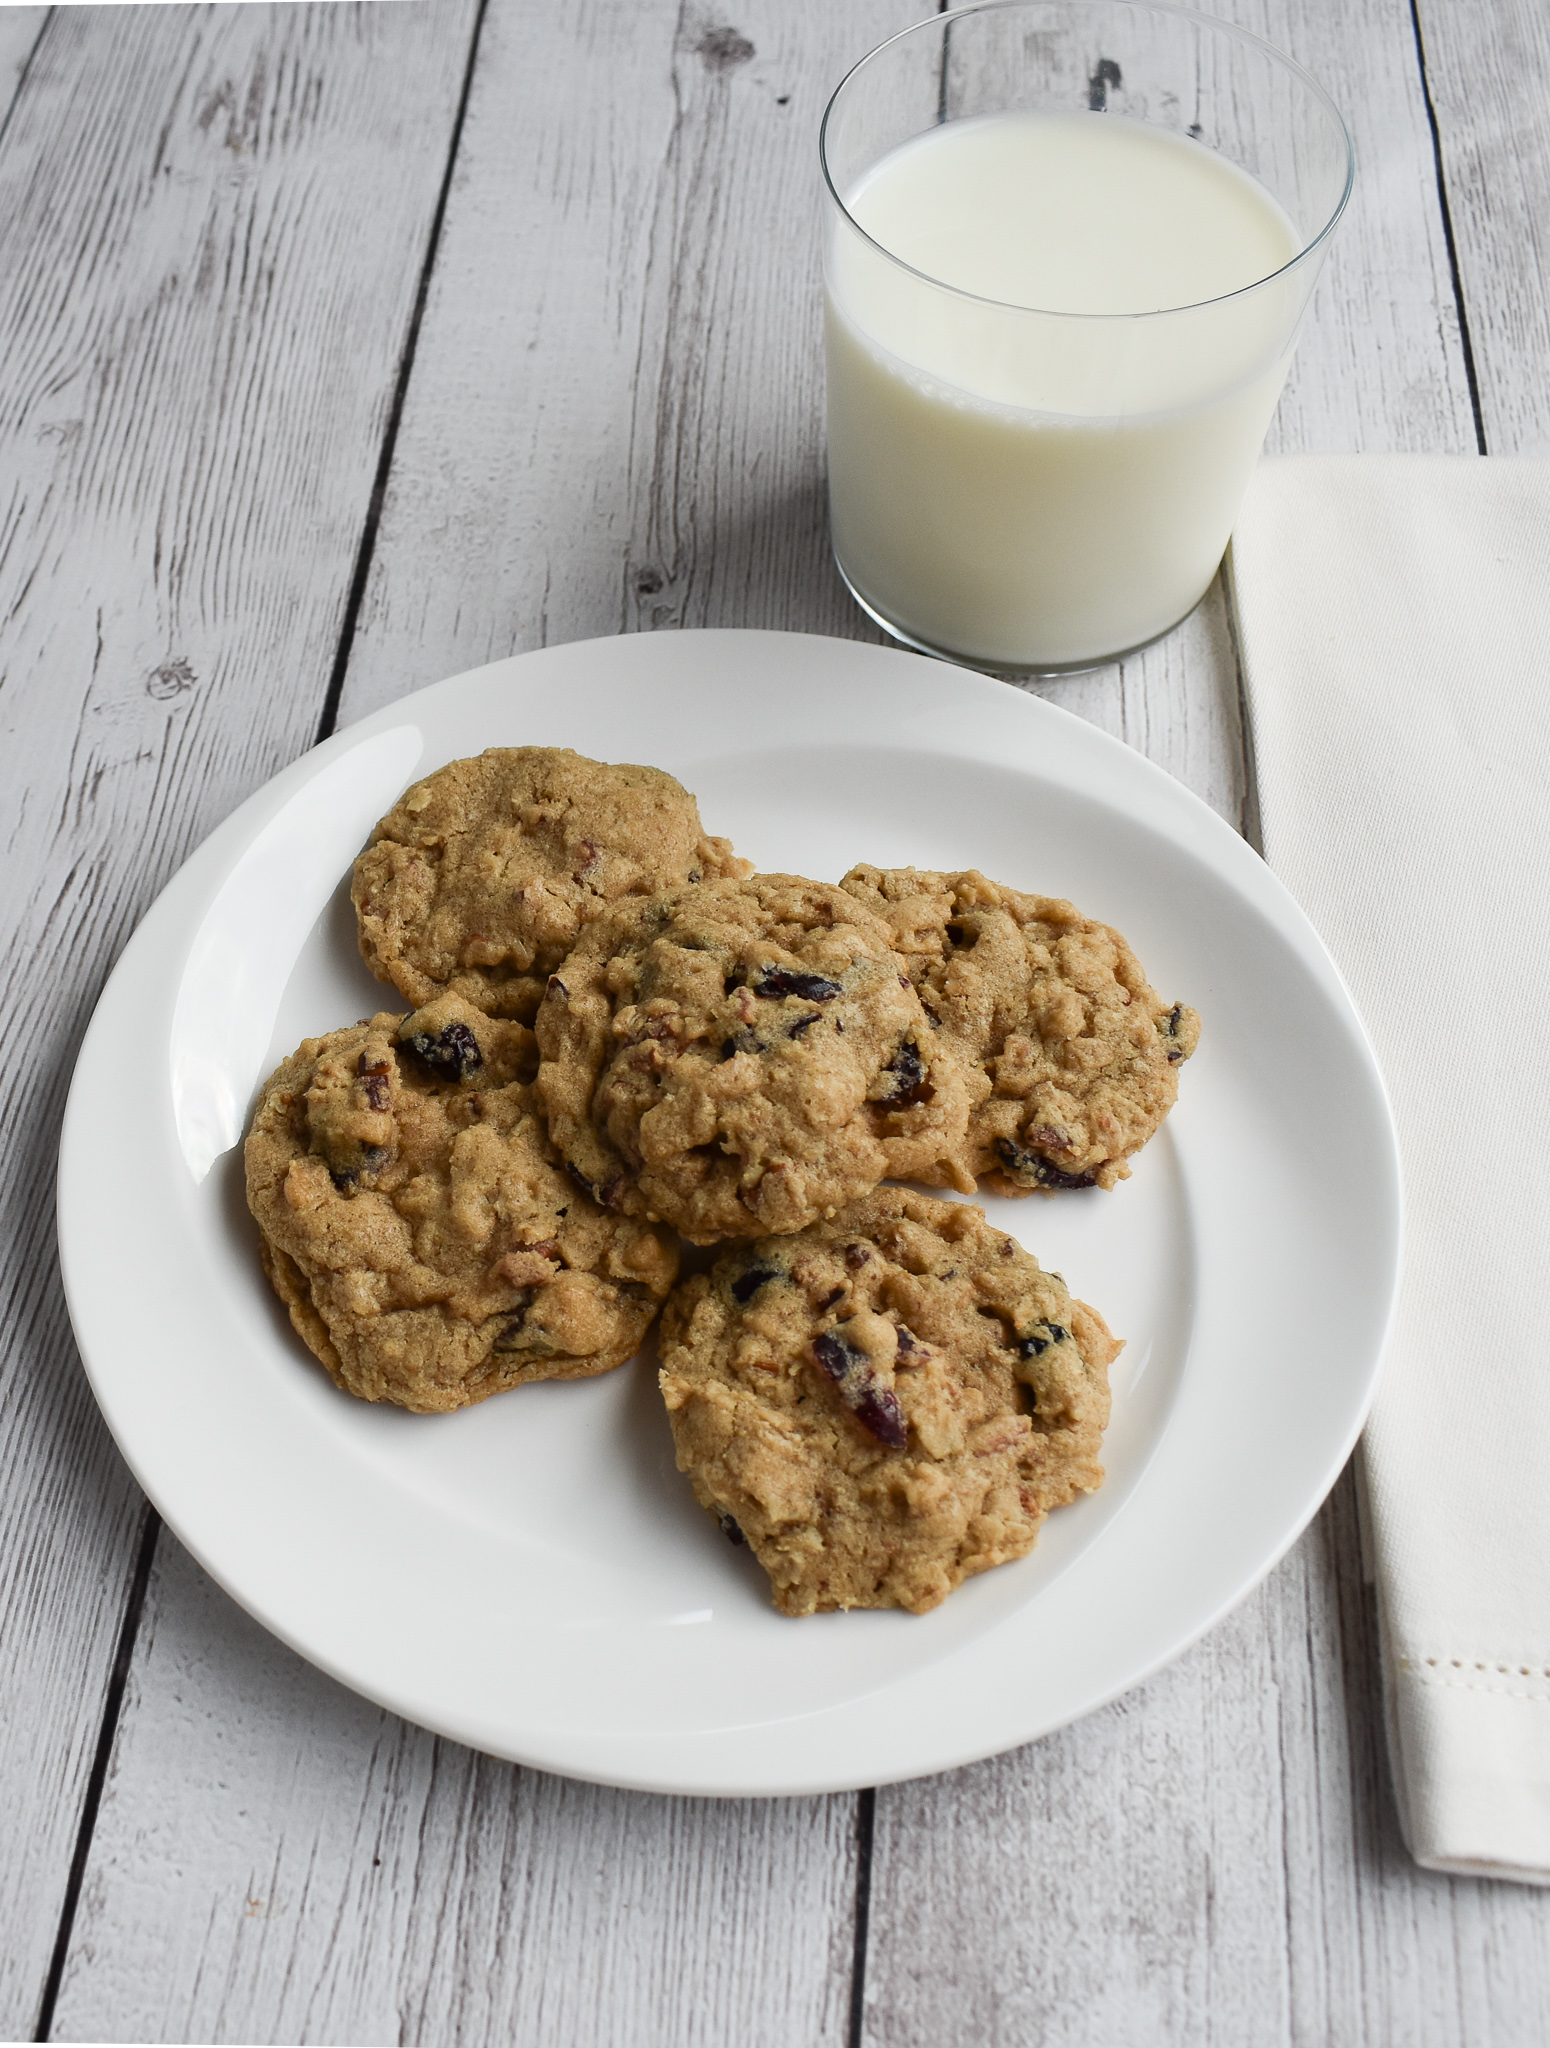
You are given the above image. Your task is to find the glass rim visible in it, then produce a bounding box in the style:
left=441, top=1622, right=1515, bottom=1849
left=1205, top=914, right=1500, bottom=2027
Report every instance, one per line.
left=819, top=0, right=1356, bottom=323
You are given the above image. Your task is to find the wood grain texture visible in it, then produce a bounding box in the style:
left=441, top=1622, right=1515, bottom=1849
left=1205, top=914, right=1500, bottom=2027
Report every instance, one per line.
left=1414, top=0, right=1550, bottom=454
left=0, top=2, right=476, bottom=2033
left=50, top=1533, right=859, bottom=2047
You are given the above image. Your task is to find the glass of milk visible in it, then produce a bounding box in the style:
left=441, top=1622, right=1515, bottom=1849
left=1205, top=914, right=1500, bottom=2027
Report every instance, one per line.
left=821, top=0, right=1353, bottom=674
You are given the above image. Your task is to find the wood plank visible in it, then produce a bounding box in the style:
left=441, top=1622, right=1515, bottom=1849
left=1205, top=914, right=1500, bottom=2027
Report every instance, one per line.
left=52, top=1534, right=859, bottom=2047
left=0, top=2, right=477, bottom=2034
left=1414, top=0, right=1550, bottom=453
left=53, top=2, right=902, bottom=2041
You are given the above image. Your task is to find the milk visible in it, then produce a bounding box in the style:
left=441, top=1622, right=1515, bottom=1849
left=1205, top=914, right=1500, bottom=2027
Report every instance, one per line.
left=825, top=112, right=1307, bottom=669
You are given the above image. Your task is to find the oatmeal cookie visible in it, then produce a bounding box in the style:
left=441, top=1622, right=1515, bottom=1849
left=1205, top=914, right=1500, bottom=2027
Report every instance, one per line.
left=658, top=1189, right=1119, bottom=1615
left=351, top=748, right=749, bottom=1024
left=840, top=866, right=1199, bottom=1193
left=535, top=874, right=979, bottom=1244
left=245, top=996, right=678, bottom=1411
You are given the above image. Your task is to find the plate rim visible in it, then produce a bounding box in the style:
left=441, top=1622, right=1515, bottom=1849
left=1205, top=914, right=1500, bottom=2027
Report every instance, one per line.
left=58, top=627, right=1402, bottom=1796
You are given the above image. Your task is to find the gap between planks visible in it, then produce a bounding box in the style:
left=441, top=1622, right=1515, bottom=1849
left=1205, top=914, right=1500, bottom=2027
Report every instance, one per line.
left=1407, top=0, right=1488, bottom=454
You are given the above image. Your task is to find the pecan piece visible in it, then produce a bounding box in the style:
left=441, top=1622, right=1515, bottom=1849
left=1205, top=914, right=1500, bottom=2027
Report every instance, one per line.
left=356, top=1050, right=392, bottom=1111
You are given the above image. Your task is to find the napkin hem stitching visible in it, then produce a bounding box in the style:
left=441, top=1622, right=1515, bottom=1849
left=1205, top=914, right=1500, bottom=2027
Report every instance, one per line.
left=1404, top=1655, right=1550, bottom=1679
left=1404, top=1677, right=1550, bottom=1704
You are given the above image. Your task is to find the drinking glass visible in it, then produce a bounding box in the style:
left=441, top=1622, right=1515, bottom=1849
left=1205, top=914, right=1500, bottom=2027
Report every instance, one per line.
left=821, top=0, right=1353, bottom=675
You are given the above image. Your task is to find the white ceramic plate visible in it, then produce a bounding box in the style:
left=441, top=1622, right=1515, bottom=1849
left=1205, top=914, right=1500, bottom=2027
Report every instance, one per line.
left=59, top=630, right=1399, bottom=1797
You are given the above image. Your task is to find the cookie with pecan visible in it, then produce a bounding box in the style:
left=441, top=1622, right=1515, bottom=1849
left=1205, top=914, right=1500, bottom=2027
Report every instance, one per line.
left=658, top=1189, right=1119, bottom=1615
left=535, top=874, right=979, bottom=1244
left=840, top=866, right=1199, bottom=1194
left=245, top=997, right=678, bottom=1411
left=352, top=748, right=749, bottom=1024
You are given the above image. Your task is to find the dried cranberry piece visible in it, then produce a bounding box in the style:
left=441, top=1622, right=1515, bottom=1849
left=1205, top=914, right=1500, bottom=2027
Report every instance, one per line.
left=878, top=1039, right=928, bottom=1106
left=817, top=1285, right=845, bottom=1312
left=851, top=1385, right=908, bottom=1448
left=810, top=1331, right=852, bottom=1378
left=994, top=1137, right=1097, bottom=1191
left=717, top=1512, right=746, bottom=1546
left=752, top=967, right=843, bottom=1002
left=401, top=1020, right=482, bottom=1082
left=843, top=1243, right=871, bottom=1272
left=811, top=1330, right=908, bottom=1449
left=1017, top=1323, right=1069, bottom=1359
left=492, top=1300, right=556, bottom=1354
left=730, top=1261, right=782, bottom=1304
left=787, top=1011, right=821, bottom=1039
left=330, top=1143, right=389, bottom=1194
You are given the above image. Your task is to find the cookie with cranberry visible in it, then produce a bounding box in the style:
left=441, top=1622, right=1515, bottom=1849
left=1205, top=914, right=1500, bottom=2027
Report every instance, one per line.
left=352, top=748, right=749, bottom=1024
left=840, top=865, right=1199, bottom=1194
left=657, top=1188, right=1118, bottom=1615
left=535, top=874, right=979, bottom=1245
left=245, top=996, right=678, bottom=1412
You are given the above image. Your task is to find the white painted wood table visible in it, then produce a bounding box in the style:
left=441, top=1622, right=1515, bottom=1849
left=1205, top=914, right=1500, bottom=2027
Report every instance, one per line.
left=3, top=3, right=1548, bottom=2041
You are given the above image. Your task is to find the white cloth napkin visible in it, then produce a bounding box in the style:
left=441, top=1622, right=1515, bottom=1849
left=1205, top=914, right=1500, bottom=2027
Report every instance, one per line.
left=1230, top=454, right=1550, bottom=1885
